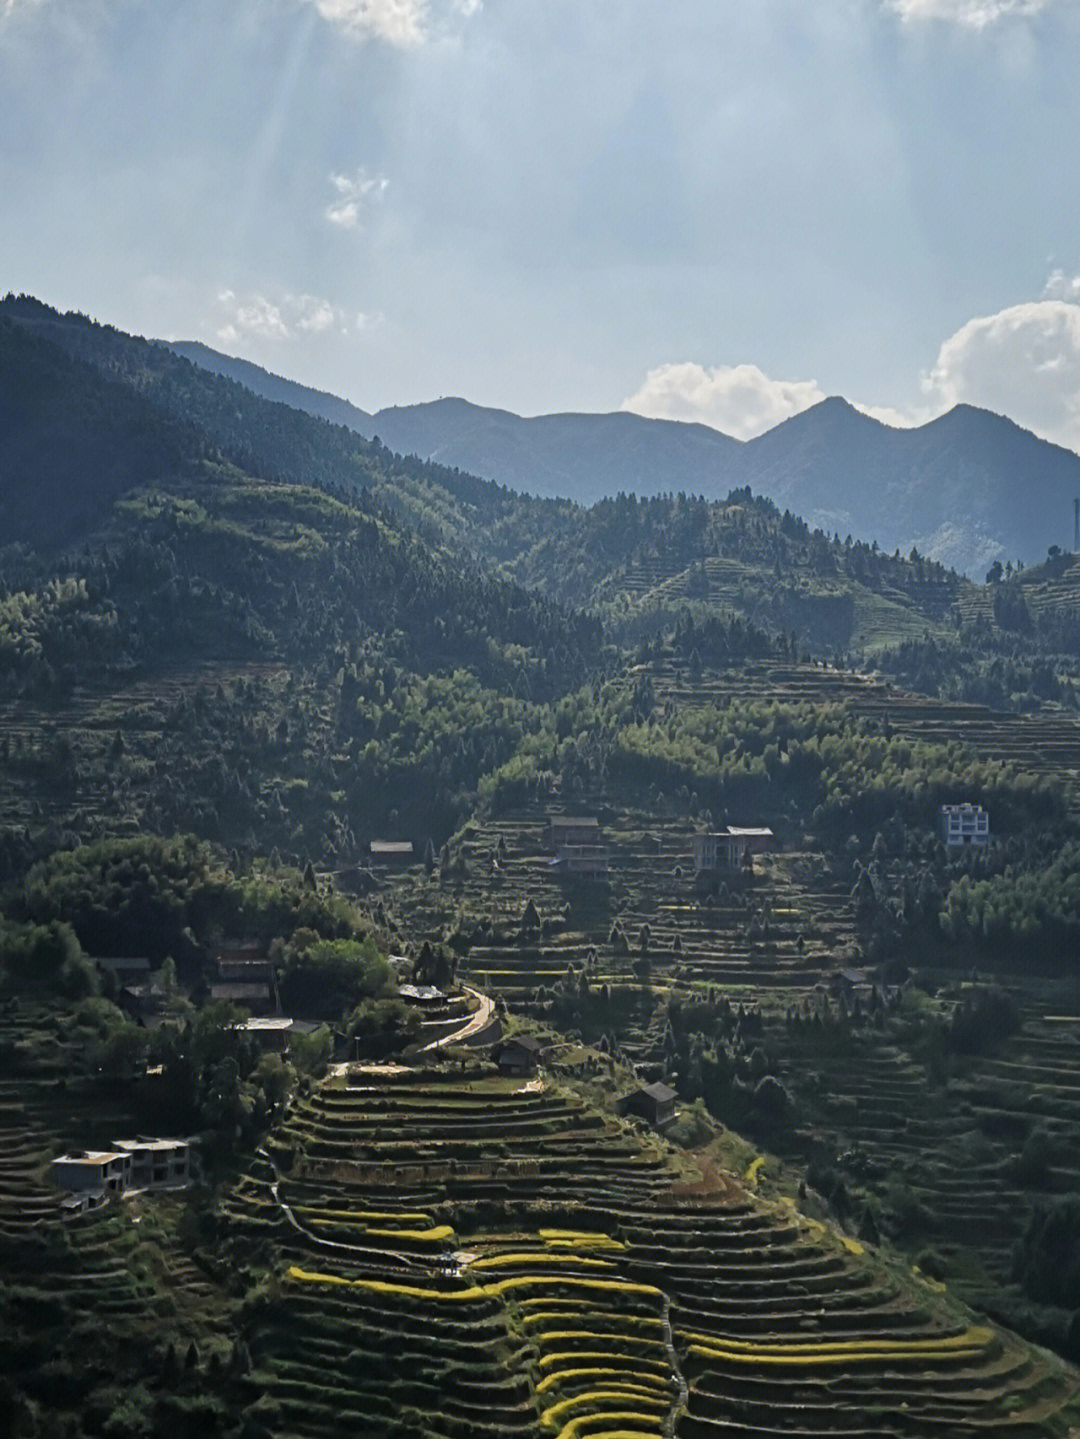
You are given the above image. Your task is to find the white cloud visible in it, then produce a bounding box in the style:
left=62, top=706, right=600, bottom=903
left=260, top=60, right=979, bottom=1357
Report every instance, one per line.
left=621, top=361, right=826, bottom=440
left=325, top=168, right=388, bottom=230
left=1043, top=269, right=1080, bottom=302
left=215, top=289, right=343, bottom=344
left=851, top=401, right=920, bottom=428
left=302, top=0, right=427, bottom=46
left=924, top=299, right=1080, bottom=449
left=886, top=0, right=1052, bottom=27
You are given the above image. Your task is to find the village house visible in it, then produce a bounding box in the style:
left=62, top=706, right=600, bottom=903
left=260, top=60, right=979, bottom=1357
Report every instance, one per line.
left=692, top=826, right=774, bottom=876
left=370, top=840, right=414, bottom=867
left=214, top=940, right=266, bottom=969
left=111, top=1138, right=190, bottom=1190
left=118, top=982, right=170, bottom=1025
left=398, top=983, right=447, bottom=1007
left=50, top=1150, right=131, bottom=1195
left=51, top=1138, right=191, bottom=1198
left=543, top=814, right=601, bottom=852
left=239, top=1017, right=325, bottom=1053
left=208, top=981, right=276, bottom=1016
left=620, top=1082, right=677, bottom=1127
left=216, top=958, right=273, bottom=984
left=94, top=956, right=152, bottom=987
left=493, top=1035, right=542, bottom=1076
left=550, top=844, right=610, bottom=876
left=940, top=803, right=989, bottom=847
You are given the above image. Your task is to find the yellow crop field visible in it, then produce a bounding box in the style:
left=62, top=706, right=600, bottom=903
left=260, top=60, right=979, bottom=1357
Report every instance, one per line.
left=540, top=1388, right=669, bottom=1426
left=470, top=1251, right=614, bottom=1271
left=286, top=1266, right=661, bottom=1303
left=536, top=1367, right=669, bottom=1395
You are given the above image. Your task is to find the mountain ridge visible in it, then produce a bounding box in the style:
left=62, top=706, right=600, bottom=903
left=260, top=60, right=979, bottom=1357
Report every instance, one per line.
left=162, top=336, right=1080, bottom=575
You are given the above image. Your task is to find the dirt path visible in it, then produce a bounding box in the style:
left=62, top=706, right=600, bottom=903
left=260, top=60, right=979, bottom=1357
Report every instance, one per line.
left=660, top=1293, right=688, bottom=1436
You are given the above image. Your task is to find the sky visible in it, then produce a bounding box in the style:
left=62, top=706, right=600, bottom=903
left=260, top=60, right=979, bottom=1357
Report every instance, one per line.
left=4, top=0, right=1080, bottom=448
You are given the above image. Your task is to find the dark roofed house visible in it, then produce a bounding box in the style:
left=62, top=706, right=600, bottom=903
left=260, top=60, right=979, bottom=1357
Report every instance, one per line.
left=119, top=983, right=168, bottom=1022
left=217, top=959, right=274, bottom=984
left=620, top=1082, right=677, bottom=1127
left=94, top=956, right=151, bottom=986
left=209, top=982, right=274, bottom=1016
left=493, top=1035, right=542, bottom=1075
left=370, top=840, right=414, bottom=866
left=544, top=815, right=601, bottom=852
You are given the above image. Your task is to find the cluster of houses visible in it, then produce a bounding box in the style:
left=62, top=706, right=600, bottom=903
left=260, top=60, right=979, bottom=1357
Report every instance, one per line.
left=50, top=1137, right=190, bottom=1212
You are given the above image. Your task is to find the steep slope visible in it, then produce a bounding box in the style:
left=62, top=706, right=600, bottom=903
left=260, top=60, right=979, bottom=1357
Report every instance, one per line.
left=168, top=339, right=375, bottom=433
left=0, top=317, right=199, bottom=549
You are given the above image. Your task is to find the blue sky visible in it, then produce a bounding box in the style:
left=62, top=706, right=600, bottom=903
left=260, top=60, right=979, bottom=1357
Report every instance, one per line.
left=3, top=0, right=1080, bottom=447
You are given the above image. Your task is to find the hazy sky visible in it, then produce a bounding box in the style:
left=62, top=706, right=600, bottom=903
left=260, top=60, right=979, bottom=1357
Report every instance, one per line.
left=4, top=0, right=1080, bottom=447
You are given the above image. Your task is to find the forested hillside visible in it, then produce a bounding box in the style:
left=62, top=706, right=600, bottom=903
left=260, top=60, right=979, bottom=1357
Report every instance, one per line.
left=5, top=294, right=1080, bottom=1437
left=161, top=333, right=1080, bottom=576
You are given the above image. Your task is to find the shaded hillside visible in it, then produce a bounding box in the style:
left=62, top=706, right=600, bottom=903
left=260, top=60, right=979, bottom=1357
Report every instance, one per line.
left=2, top=299, right=973, bottom=663
left=168, top=339, right=374, bottom=433
left=13, top=297, right=1080, bottom=700
left=0, top=318, right=198, bottom=549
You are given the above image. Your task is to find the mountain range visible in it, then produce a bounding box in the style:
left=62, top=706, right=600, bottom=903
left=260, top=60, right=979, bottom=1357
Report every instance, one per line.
left=170, top=341, right=1080, bottom=577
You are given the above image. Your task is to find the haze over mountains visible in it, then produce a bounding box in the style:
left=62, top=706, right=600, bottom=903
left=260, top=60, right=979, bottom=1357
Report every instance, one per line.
left=170, top=340, right=1080, bottom=578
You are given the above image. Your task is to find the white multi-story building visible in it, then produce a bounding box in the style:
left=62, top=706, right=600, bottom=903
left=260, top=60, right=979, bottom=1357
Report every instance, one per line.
left=940, top=803, right=990, bottom=847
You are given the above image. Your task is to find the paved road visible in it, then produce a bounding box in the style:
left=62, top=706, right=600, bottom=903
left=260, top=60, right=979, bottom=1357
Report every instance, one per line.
left=418, top=985, right=495, bottom=1052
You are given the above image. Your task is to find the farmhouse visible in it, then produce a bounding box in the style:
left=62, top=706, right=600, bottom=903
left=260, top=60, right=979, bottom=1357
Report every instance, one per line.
left=50, top=1150, right=130, bottom=1195
left=620, top=1082, right=677, bottom=1127
left=216, top=958, right=273, bottom=984
left=692, top=826, right=774, bottom=876
left=726, top=826, right=775, bottom=854
left=118, top=982, right=170, bottom=1023
left=550, top=844, right=609, bottom=876
left=399, top=983, right=447, bottom=1007
left=209, top=981, right=276, bottom=1015
left=543, top=815, right=600, bottom=852
left=111, top=1138, right=190, bottom=1190
left=94, top=956, right=151, bottom=986
left=370, top=840, right=414, bottom=866
left=214, top=940, right=266, bottom=968
left=239, top=1017, right=324, bottom=1052
left=493, top=1035, right=542, bottom=1075
left=940, top=803, right=989, bottom=847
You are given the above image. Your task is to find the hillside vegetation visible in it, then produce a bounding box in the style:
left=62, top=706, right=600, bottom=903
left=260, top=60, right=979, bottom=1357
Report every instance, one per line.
left=4, top=295, right=1080, bottom=1437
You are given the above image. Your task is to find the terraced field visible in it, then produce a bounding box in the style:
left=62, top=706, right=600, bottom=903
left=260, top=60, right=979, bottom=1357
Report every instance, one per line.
left=763, top=976, right=1080, bottom=1315
left=225, top=1062, right=1079, bottom=1437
